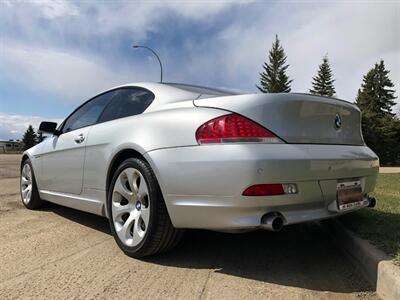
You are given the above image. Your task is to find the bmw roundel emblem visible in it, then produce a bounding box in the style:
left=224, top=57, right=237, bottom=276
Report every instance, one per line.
left=334, top=114, right=342, bottom=130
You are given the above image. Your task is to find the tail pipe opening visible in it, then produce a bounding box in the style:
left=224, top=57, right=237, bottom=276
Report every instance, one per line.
left=260, top=212, right=285, bottom=232
left=367, top=195, right=376, bottom=208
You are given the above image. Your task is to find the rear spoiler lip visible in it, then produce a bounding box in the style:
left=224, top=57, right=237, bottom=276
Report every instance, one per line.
left=289, top=92, right=359, bottom=111
left=196, top=92, right=359, bottom=112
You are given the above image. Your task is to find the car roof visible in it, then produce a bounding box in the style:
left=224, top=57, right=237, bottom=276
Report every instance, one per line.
left=96, top=82, right=354, bottom=109
left=97, top=82, right=240, bottom=105
left=162, top=83, right=239, bottom=96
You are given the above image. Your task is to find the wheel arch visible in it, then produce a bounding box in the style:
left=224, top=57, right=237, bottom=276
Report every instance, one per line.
left=106, top=148, right=146, bottom=197
left=20, top=154, right=30, bottom=170
left=104, top=148, right=171, bottom=220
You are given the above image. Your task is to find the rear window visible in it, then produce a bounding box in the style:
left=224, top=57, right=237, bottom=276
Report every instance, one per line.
left=98, top=88, right=154, bottom=123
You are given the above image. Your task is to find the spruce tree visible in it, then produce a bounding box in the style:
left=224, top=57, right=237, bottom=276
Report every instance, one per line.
left=356, top=60, right=399, bottom=164
left=22, top=125, right=37, bottom=150
left=257, top=35, right=292, bottom=93
left=309, top=56, right=336, bottom=97
left=356, top=60, right=397, bottom=118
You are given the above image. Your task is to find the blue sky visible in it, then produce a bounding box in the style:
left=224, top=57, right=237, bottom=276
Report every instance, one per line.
left=0, top=0, right=399, bottom=140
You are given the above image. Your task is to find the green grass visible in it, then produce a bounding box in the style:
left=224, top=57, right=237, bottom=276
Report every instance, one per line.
left=340, top=173, right=400, bottom=265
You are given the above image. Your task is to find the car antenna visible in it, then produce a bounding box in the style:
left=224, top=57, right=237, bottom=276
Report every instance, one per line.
left=132, top=45, right=164, bottom=83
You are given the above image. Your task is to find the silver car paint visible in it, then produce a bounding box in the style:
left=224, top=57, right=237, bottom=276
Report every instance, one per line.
left=26, top=83, right=228, bottom=216
left=83, top=105, right=225, bottom=191
left=39, top=126, right=92, bottom=194
left=23, top=82, right=379, bottom=231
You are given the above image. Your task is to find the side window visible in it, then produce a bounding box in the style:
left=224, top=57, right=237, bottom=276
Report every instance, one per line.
left=98, top=88, right=154, bottom=123
left=62, top=91, right=114, bottom=133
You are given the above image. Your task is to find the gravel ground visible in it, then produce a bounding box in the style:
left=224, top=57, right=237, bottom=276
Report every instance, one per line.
left=0, top=154, right=377, bottom=299
left=0, top=154, right=21, bottom=178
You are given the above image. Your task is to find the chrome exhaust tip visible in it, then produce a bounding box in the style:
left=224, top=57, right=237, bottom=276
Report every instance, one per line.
left=260, top=212, right=284, bottom=232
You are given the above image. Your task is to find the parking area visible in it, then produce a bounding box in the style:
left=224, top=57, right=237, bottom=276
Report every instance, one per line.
left=0, top=154, right=376, bottom=299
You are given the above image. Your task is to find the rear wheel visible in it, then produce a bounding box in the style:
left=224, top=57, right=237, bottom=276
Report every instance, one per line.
left=20, top=159, right=44, bottom=209
left=107, top=158, right=183, bottom=258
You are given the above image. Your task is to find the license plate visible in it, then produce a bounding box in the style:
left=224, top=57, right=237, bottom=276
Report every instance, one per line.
left=336, top=179, right=364, bottom=211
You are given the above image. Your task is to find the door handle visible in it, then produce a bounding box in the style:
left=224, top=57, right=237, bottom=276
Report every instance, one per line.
left=74, top=133, right=85, bottom=144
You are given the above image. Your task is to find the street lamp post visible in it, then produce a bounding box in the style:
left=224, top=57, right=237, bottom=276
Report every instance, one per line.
left=132, top=45, right=163, bottom=83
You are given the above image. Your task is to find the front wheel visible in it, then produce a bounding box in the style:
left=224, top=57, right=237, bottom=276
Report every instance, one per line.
left=107, top=158, right=183, bottom=258
left=20, top=159, right=44, bottom=209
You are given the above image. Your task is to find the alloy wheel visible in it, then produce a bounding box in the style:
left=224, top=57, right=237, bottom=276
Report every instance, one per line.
left=111, top=167, right=150, bottom=247
left=21, top=164, right=32, bottom=204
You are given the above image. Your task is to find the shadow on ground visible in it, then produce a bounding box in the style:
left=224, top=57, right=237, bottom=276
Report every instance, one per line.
left=46, top=203, right=373, bottom=293
left=47, top=203, right=111, bottom=235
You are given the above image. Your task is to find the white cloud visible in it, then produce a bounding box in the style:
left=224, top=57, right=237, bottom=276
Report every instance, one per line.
left=162, top=1, right=251, bottom=20
left=285, top=2, right=400, bottom=101
left=30, top=0, right=79, bottom=19
left=0, top=1, right=249, bottom=104
left=1, top=1, right=246, bottom=39
left=149, top=1, right=399, bottom=109
left=0, top=112, right=62, bottom=140
left=0, top=42, right=139, bottom=103
left=2, top=1, right=398, bottom=101
left=205, top=1, right=400, bottom=102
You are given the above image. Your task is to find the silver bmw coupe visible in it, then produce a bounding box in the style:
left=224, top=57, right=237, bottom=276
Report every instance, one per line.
left=20, top=82, right=379, bottom=257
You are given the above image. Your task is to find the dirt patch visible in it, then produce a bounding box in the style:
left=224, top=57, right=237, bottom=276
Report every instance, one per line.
left=0, top=154, right=21, bottom=178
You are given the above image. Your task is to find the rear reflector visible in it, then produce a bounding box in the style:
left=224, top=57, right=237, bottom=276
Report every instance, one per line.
left=242, top=183, right=298, bottom=196
left=196, top=113, right=282, bottom=144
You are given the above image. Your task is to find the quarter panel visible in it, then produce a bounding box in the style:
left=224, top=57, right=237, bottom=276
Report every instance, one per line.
left=83, top=105, right=226, bottom=192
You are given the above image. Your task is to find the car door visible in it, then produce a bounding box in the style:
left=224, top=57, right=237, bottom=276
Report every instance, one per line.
left=39, top=91, right=113, bottom=194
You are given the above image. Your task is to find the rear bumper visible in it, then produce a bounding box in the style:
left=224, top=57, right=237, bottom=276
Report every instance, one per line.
left=145, top=144, right=379, bottom=231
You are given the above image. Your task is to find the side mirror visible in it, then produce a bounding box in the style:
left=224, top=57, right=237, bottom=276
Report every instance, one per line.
left=39, top=122, right=58, bottom=135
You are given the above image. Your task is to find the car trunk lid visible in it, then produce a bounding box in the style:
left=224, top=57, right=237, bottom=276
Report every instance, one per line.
left=194, top=93, right=364, bottom=145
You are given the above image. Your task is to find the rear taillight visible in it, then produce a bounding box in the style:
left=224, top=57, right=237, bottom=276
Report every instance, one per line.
left=196, top=113, right=282, bottom=144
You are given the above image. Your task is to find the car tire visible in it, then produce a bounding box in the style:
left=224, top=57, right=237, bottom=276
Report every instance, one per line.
left=107, top=157, right=183, bottom=258
left=20, top=158, right=44, bottom=209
